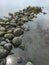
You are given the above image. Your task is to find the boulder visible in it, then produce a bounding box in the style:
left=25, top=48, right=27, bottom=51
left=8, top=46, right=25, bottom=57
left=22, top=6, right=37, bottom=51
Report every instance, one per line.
left=0, top=22, right=5, bottom=25
left=0, top=49, right=9, bottom=59
left=5, top=39, right=10, bottom=43
left=10, top=22, right=17, bottom=27
left=14, top=28, right=24, bottom=36
left=0, top=31, right=5, bottom=36
left=4, top=33, right=14, bottom=40
left=19, top=43, right=25, bottom=50
left=12, top=37, right=22, bottom=47
left=7, top=29, right=13, bottom=33
left=0, top=41, right=7, bottom=46
left=26, top=62, right=33, bottom=65
left=21, top=16, right=28, bottom=22
left=17, top=21, right=23, bottom=26
left=4, top=43, right=12, bottom=51
left=0, top=26, right=5, bottom=31
left=21, top=24, right=29, bottom=31
left=17, top=56, right=23, bottom=63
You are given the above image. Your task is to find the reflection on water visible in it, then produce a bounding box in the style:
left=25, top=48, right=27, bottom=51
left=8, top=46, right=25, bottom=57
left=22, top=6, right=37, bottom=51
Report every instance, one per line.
left=6, top=55, right=17, bottom=65
left=6, top=57, right=12, bottom=65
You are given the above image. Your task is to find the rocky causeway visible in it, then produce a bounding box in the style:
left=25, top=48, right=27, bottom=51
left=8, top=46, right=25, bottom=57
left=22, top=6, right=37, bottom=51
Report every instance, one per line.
left=0, top=6, right=43, bottom=65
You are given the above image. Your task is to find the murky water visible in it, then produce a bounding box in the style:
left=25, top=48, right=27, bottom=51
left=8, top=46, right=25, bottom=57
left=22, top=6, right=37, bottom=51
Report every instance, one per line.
left=0, top=0, right=49, bottom=65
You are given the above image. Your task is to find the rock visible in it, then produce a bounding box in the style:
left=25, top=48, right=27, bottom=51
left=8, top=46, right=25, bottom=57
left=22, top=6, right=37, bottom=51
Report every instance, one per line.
left=5, top=25, right=10, bottom=29
left=17, top=57, right=23, bottom=63
left=0, top=41, right=7, bottom=46
left=7, top=29, right=13, bottom=33
left=12, top=37, right=22, bottom=47
left=4, top=33, right=14, bottom=40
left=0, top=58, right=6, bottom=65
left=0, top=31, right=5, bottom=36
left=4, top=43, right=12, bottom=51
left=24, top=12, right=30, bottom=16
left=17, top=21, right=23, bottom=26
left=14, top=28, right=24, bottom=36
left=0, top=26, right=5, bottom=31
left=26, top=62, right=33, bottom=65
left=0, top=49, right=9, bottom=59
left=5, top=39, right=10, bottom=43
left=43, top=12, right=46, bottom=15
left=19, top=43, right=25, bottom=50
left=21, top=16, right=28, bottom=22
left=21, top=24, right=29, bottom=31
left=6, top=22, right=10, bottom=25
left=0, top=46, right=3, bottom=49
left=0, top=22, right=5, bottom=25
left=10, top=19, right=16, bottom=23
left=0, top=37, right=5, bottom=42
left=10, top=22, right=17, bottom=27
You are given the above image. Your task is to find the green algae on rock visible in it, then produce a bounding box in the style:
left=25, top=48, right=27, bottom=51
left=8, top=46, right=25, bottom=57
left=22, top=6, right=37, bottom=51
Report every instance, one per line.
left=0, top=31, right=6, bottom=37
left=25, top=6, right=42, bottom=14
left=19, top=43, right=25, bottom=50
left=14, top=28, right=24, bottom=36
left=4, top=33, right=14, bottom=40
left=12, top=37, right=22, bottom=47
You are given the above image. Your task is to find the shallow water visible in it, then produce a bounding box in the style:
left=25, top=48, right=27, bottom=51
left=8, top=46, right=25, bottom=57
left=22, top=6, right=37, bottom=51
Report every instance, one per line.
left=0, top=0, right=49, bottom=65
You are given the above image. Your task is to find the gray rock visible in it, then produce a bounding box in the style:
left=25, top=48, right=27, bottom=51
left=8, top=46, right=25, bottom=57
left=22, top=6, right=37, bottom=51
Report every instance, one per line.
left=17, top=57, right=23, bottom=63
left=17, top=21, right=23, bottom=26
left=0, top=49, right=9, bottom=59
left=0, top=26, right=5, bottom=31
left=14, top=28, right=24, bottom=36
left=7, top=29, right=13, bottom=33
left=26, top=62, right=33, bottom=65
left=21, top=24, right=29, bottom=31
left=4, top=33, right=14, bottom=40
left=4, top=43, right=12, bottom=51
left=21, top=16, right=28, bottom=22
left=0, top=46, right=3, bottom=49
left=0, top=41, right=7, bottom=46
left=12, top=37, right=22, bottom=47
left=10, top=22, right=17, bottom=27
left=19, top=43, right=25, bottom=50
left=5, top=39, right=10, bottom=43
left=0, top=31, right=5, bottom=36
left=0, top=22, right=5, bottom=25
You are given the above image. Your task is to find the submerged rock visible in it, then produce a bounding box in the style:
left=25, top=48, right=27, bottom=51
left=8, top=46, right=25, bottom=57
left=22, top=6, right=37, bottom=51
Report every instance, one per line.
left=14, top=28, right=24, bottom=36
left=26, top=62, right=33, bottom=65
left=12, top=37, right=22, bottom=47
left=17, top=56, right=23, bottom=63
